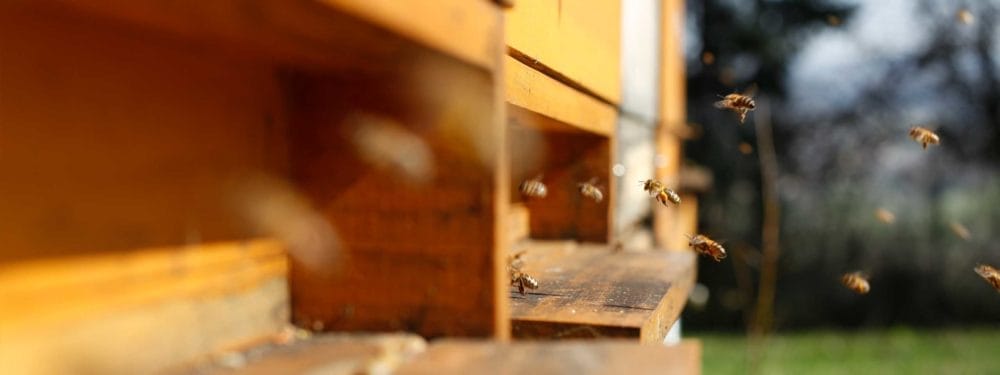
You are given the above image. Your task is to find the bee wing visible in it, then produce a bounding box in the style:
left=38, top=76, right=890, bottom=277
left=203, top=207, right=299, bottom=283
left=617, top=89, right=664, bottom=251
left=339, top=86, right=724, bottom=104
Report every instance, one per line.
left=713, top=99, right=730, bottom=109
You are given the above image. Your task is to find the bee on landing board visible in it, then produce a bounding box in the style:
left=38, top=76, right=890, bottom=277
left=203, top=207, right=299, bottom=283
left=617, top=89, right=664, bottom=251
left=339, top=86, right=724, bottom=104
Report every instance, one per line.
left=714, top=89, right=757, bottom=124
left=507, top=251, right=539, bottom=295
left=908, top=126, right=940, bottom=150
left=686, top=234, right=726, bottom=262
left=841, top=272, right=871, bottom=294
left=578, top=178, right=604, bottom=203
left=519, top=175, right=548, bottom=199
left=974, top=264, right=1000, bottom=292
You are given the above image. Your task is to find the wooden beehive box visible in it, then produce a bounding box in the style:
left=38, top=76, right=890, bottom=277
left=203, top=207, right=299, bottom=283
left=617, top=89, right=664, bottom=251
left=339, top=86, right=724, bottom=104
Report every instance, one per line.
left=0, top=0, right=700, bottom=373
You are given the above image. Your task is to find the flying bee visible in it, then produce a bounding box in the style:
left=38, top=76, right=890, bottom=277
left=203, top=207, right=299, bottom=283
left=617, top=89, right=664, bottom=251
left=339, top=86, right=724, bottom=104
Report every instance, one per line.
left=875, top=208, right=896, bottom=224
left=908, top=126, right=940, bottom=150
left=974, top=264, right=1000, bottom=292
left=640, top=179, right=665, bottom=196
left=654, top=187, right=682, bottom=207
left=578, top=178, right=604, bottom=203
left=519, top=175, right=548, bottom=199
left=686, top=234, right=726, bottom=262
left=841, top=272, right=871, bottom=294
left=714, top=89, right=757, bottom=124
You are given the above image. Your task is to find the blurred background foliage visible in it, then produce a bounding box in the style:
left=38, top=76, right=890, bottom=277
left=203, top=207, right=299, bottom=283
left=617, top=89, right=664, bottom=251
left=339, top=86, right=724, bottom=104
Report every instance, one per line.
left=682, top=0, right=1000, bottom=330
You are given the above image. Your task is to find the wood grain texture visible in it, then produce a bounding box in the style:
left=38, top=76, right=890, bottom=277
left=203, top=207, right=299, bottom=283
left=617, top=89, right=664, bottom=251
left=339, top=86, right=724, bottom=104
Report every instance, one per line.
left=286, top=50, right=506, bottom=338
left=0, top=239, right=289, bottom=375
left=506, top=56, right=617, bottom=136
left=508, top=203, right=531, bottom=245
left=24, top=0, right=500, bottom=71
left=400, top=339, right=702, bottom=375
left=505, top=0, right=621, bottom=103
left=508, top=242, right=696, bottom=343
left=510, top=132, right=612, bottom=242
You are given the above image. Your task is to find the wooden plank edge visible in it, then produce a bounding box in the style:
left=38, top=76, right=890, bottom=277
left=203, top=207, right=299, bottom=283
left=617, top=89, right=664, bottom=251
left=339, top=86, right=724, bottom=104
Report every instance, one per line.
left=505, top=56, right=616, bottom=137
left=640, top=252, right=697, bottom=343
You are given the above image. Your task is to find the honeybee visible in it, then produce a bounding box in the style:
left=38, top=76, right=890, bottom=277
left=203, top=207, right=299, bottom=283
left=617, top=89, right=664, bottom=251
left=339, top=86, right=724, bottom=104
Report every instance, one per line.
left=974, top=264, right=1000, bottom=292
left=908, top=126, right=940, bottom=150
left=641, top=179, right=680, bottom=207
left=507, top=250, right=539, bottom=295
left=519, top=175, right=548, bottom=198
left=640, top=179, right=665, bottom=195
left=578, top=178, right=604, bottom=203
left=950, top=222, right=971, bottom=241
left=841, top=272, right=871, bottom=294
left=714, top=90, right=757, bottom=124
left=686, top=234, right=726, bottom=262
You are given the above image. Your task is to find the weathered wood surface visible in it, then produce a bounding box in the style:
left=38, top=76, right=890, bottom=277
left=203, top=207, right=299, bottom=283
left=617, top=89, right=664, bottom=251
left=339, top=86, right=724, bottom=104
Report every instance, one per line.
left=508, top=242, right=696, bottom=343
left=505, top=0, right=622, bottom=103
left=400, top=339, right=702, bottom=375
left=655, top=0, right=689, bottom=250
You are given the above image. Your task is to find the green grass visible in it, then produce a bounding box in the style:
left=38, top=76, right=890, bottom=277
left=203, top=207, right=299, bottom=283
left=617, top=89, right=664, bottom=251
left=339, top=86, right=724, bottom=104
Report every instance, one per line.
left=694, top=328, right=1000, bottom=374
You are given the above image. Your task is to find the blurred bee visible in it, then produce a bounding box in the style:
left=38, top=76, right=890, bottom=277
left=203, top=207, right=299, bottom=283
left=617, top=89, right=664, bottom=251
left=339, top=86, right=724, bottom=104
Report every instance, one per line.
left=875, top=208, right=896, bottom=224
left=507, top=250, right=539, bottom=295
left=687, top=234, right=726, bottom=262
left=714, top=88, right=757, bottom=124
left=511, top=272, right=539, bottom=295
left=950, top=222, right=971, bottom=241
left=519, top=175, right=548, bottom=199
left=640, top=179, right=665, bottom=195
left=578, top=178, right=604, bottom=203
left=957, top=9, right=974, bottom=25
left=974, top=264, right=1000, bottom=292
left=841, top=272, right=871, bottom=294
left=908, top=126, right=940, bottom=150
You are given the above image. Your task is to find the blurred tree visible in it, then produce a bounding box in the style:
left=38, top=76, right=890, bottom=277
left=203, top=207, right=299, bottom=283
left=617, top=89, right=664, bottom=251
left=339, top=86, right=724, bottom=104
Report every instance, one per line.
left=683, top=0, right=1000, bottom=331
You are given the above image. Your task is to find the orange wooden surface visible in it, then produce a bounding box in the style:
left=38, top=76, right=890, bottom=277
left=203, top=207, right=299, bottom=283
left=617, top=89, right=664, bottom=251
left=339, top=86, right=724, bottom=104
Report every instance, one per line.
left=0, top=6, right=289, bottom=261
left=656, top=0, right=688, bottom=250
left=0, top=239, right=289, bottom=375
left=286, top=53, right=507, bottom=338
left=510, top=131, right=613, bottom=242
left=27, top=0, right=500, bottom=71
left=505, top=0, right=622, bottom=103
left=506, top=56, right=617, bottom=136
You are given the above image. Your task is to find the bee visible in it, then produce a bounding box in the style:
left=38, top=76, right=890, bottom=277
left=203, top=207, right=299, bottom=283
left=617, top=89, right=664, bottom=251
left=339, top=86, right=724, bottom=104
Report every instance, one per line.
left=640, top=179, right=665, bottom=195
left=974, top=264, right=1000, bottom=292
left=686, top=234, right=726, bottom=262
left=714, top=90, right=757, bottom=124
left=908, top=126, right=940, bottom=150
left=957, top=9, right=974, bottom=25
left=511, top=272, right=539, bottom=295
left=950, top=222, right=971, bottom=241
left=578, top=178, right=604, bottom=203
left=841, top=272, right=871, bottom=294
left=875, top=208, right=896, bottom=224
left=507, top=251, right=539, bottom=295
left=641, top=179, right=680, bottom=207
left=519, top=175, right=548, bottom=199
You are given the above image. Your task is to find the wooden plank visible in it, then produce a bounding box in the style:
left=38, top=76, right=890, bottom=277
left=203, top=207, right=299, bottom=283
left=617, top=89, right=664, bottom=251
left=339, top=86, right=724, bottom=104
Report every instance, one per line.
left=508, top=203, right=531, bottom=245
left=400, top=339, right=701, bottom=375
left=508, top=242, right=696, bottom=343
left=166, top=333, right=427, bottom=375
left=506, top=0, right=621, bottom=103
left=655, top=0, right=688, bottom=250
left=0, top=239, right=289, bottom=375
left=511, top=133, right=613, bottom=242
left=21, top=0, right=500, bottom=71
left=286, top=49, right=507, bottom=338
left=506, top=56, right=617, bottom=137
left=0, top=7, right=291, bottom=261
